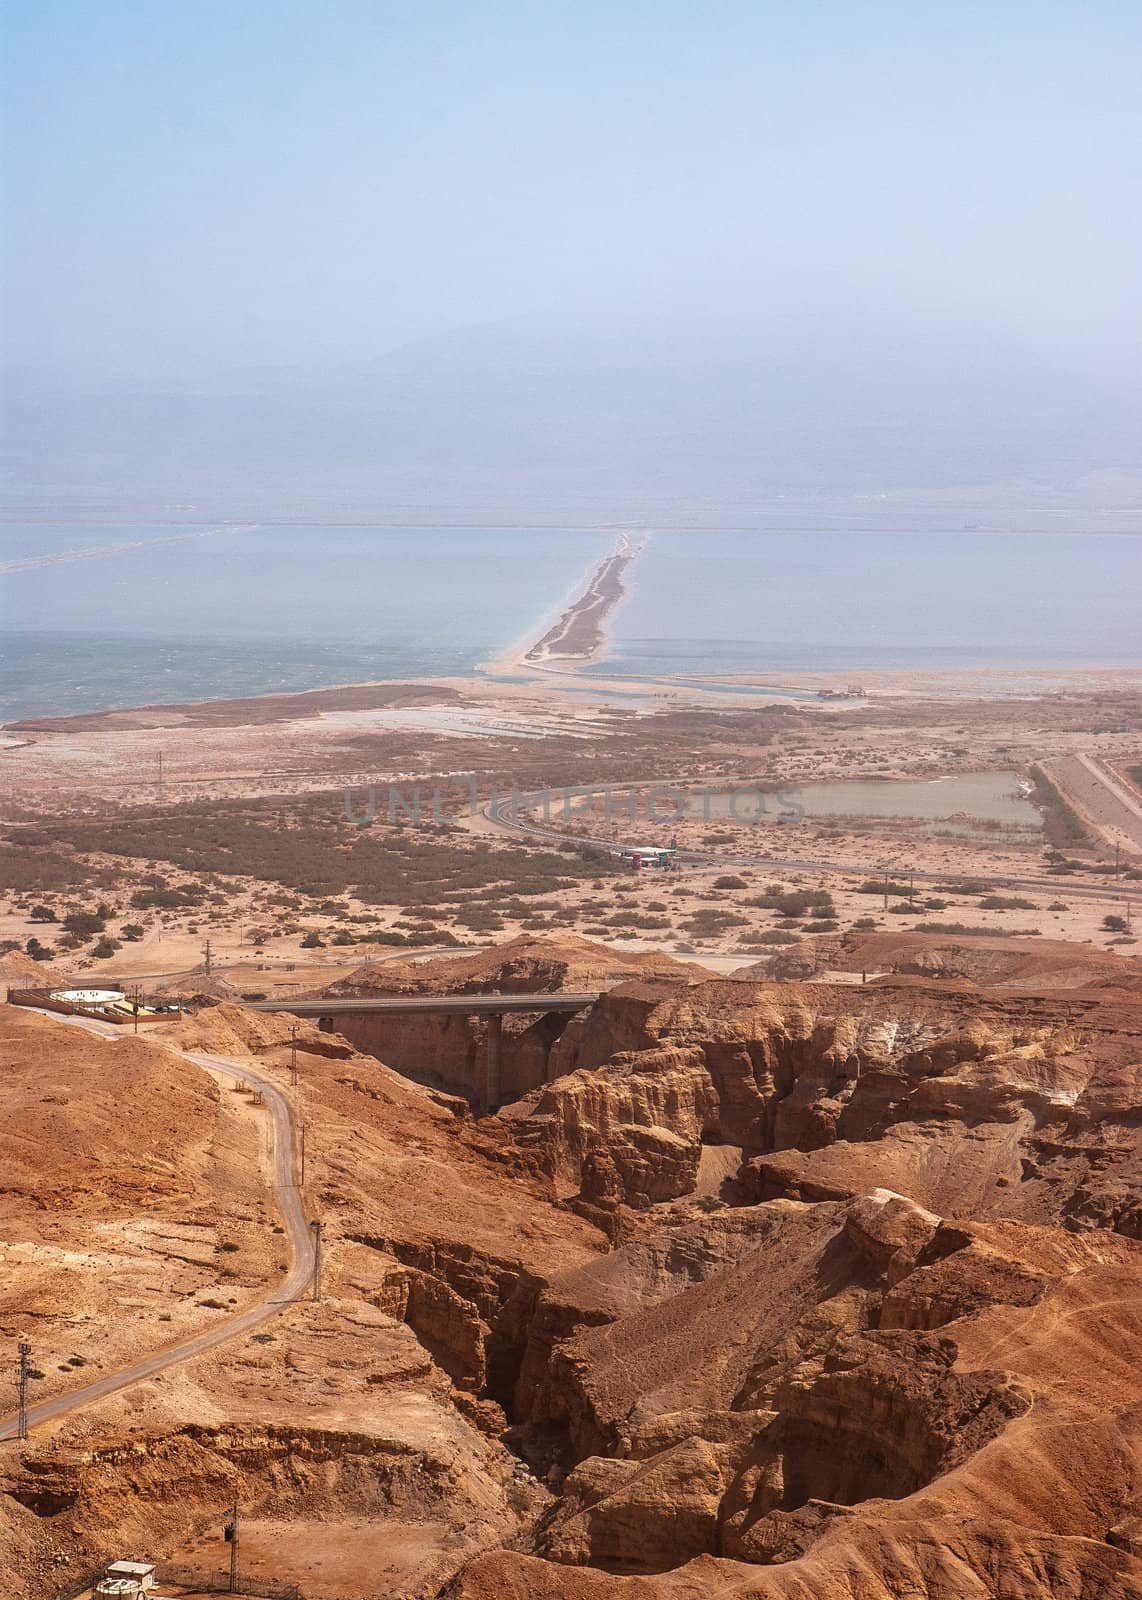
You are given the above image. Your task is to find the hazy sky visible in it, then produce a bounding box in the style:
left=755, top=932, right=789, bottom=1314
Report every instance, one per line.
left=2, top=2, right=1140, bottom=518
left=4, top=0, right=1140, bottom=371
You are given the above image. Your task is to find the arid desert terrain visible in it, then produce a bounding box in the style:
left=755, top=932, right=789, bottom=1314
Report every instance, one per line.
left=1, top=666, right=1141, bottom=1600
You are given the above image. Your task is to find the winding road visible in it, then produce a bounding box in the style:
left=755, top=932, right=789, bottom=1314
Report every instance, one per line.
left=0, top=1012, right=314, bottom=1442
left=484, top=786, right=1142, bottom=908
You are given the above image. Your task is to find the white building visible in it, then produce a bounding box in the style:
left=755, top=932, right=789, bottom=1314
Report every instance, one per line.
left=94, top=1562, right=157, bottom=1599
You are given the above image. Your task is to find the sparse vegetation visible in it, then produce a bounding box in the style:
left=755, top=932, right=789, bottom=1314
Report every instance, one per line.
left=1029, top=765, right=1089, bottom=847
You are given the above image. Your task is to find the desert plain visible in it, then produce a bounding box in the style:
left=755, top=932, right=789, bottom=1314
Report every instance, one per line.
left=2, top=647, right=1142, bottom=1599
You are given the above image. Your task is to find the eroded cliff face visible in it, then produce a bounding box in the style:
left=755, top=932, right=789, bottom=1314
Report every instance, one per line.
left=317, top=936, right=707, bottom=1104
left=445, top=972, right=1142, bottom=1596
left=5, top=961, right=1142, bottom=1600
left=502, top=978, right=1142, bottom=1229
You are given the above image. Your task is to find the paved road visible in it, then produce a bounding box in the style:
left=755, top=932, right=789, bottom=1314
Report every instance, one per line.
left=484, top=787, right=1141, bottom=906
left=250, top=992, right=598, bottom=1018
left=0, top=1013, right=314, bottom=1442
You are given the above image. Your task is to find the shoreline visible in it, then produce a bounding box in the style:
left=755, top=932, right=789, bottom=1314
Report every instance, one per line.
left=507, top=532, right=644, bottom=671
left=4, top=659, right=1141, bottom=738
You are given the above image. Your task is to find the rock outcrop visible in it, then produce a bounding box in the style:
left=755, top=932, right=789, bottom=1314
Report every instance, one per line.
left=316, top=936, right=710, bottom=1104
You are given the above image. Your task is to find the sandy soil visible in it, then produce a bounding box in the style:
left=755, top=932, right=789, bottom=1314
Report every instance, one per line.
left=2, top=674, right=1139, bottom=997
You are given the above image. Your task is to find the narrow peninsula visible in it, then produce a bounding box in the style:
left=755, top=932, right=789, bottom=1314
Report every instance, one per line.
left=524, top=534, right=644, bottom=666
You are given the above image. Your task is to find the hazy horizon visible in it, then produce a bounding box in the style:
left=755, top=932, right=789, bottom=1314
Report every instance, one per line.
left=2, top=2, right=1141, bottom=525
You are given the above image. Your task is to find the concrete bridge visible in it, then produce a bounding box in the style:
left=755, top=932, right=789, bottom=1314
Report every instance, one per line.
left=248, top=992, right=599, bottom=1110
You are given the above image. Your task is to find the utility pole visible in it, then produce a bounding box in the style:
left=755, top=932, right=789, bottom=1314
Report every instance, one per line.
left=130, top=983, right=142, bottom=1034
left=289, top=1022, right=299, bottom=1087
left=203, top=938, right=213, bottom=976
left=16, top=1342, right=32, bottom=1442
left=311, top=1220, right=323, bottom=1302
left=883, top=870, right=889, bottom=913
left=227, top=1497, right=240, bottom=1593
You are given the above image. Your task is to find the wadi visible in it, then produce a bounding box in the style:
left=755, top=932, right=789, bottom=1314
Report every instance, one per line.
left=1, top=668, right=1141, bottom=1599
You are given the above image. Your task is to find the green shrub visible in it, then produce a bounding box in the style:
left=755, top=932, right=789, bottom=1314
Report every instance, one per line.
left=855, top=880, right=912, bottom=897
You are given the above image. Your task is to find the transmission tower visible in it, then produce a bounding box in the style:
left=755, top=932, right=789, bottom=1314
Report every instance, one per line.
left=202, top=938, right=213, bottom=976
left=16, top=1343, right=32, bottom=1441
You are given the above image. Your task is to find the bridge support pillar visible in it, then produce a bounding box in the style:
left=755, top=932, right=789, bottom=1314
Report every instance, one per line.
left=483, top=1013, right=503, bottom=1114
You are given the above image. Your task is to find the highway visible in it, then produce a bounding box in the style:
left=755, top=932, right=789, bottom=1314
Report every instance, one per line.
left=483, top=787, right=1142, bottom=908
left=0, top=1012, right=314, bottom=1442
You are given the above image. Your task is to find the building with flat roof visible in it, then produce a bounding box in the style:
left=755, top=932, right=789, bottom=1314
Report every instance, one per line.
left=95, top=1561, right=157, bottom=1598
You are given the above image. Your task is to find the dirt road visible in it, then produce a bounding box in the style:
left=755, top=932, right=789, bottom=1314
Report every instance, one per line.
left=0, top=1013, right=314, bottom=1441
left=1049, top=754, right=1142, bottom=855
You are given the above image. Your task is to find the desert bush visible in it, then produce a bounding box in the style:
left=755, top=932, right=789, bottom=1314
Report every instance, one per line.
left=607, top=911, right=672, bottom=929
left=131, top=886, right=206, bottom=910
left=746, top=888, right=834, bottom=918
